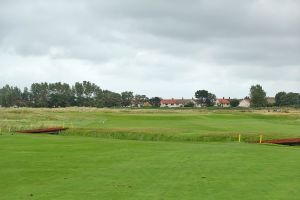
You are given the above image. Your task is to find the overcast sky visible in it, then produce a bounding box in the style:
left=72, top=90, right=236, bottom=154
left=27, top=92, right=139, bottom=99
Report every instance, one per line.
left=0, top=0, right=299, bottom=98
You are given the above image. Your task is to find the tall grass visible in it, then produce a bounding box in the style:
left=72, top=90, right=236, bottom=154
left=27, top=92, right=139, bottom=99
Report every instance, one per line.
left=61, top=128, right=274, bottom=143
left=1, top=107, right=300, bottom=142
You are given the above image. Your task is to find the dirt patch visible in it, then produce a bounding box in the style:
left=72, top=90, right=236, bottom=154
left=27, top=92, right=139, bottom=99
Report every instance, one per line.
left=262, top=138, right=300, bottom=146
left=16, top=127, right=68, bottom=134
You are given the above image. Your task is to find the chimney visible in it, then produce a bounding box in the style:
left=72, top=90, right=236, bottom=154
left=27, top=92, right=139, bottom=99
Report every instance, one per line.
left=229, top=97, right=231, bottom=100
left=182, top=97, right=184, bottom=100
left=223, top=97, right=224, bottom=99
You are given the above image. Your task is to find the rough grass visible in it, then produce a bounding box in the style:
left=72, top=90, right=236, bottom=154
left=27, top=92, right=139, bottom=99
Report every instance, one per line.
left=0, top=107, right=300, bottom=142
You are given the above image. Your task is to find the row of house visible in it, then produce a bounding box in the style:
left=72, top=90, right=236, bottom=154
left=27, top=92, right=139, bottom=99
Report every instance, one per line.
left=160, top=98, right=200, bottom=108
left=160, top=97, right=275, bottom=108
left=160, top=97, right=242, bottom=108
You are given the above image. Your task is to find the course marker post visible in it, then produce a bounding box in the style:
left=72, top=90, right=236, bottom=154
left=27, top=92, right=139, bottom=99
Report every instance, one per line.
left=259, top=135, right=263, bottom=144
left=238, top=134, right=241, bottom=143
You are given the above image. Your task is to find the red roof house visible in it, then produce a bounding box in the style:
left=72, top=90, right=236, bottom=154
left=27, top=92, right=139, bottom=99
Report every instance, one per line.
left=216, top=98, right=230, bottom=107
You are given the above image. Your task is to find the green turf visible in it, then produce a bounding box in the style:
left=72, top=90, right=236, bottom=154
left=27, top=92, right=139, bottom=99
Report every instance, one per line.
left=0, top=108, right=300, bottom=142
left=1, top=108, right=300, bottom=199
left=0, top=134, right=300, bottom=200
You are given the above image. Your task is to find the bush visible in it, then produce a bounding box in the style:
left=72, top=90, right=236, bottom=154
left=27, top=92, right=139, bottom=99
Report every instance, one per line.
left=230, top=99, right=240, bottom=107
left=184, top=102, right=195, bottom=107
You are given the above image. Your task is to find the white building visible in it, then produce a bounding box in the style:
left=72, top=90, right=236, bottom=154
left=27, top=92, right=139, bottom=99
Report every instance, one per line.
left=239, top=99, right=251, bottom=108
left=160, top=98, right=197, bottom=108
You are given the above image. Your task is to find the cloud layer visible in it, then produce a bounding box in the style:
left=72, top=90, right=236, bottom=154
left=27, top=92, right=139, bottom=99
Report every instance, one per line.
left=1, top=0, right=299, bottom=98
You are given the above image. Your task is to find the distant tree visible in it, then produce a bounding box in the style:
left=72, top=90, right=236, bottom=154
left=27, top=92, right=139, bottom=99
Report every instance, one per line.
left=275, top=92, right=286, bottom=106
left=206, top=93, right=216, bottom=107
left=30, top=83, right=50, bottom=107
left=0, top=85, right=22, bottom=107
left=21, top=87, right=31, bottom=107
left=121, top=91, right=134, bottom=107
left=133, top=94, right=149, bottom=107
left=250, top=84, right=267, bottom=107
left=73, top=81, right=101, bottom=107
left=230, top=99, right=240, bottom=107
left=195, top=90, right=208, bottom=107
left=195, top=90, right=216, bottom=107
left=12, top=86, right=23, bottom=106
left=102, top=90, right=122, bottom=107
left=82, top=81, right=100, bottom=106
left=94, top=88, right=103, bottom=108
left=48, top=82, right=73, bottom=107
left=184, top=101, right=195, bottom=107
left=149, top=97, right=162, bottom=107
left=74, top=82, right=84, bottom=106
left=275, top=91, right=299, bottom=106
left=0, top=85, right=9, bottom=107
left=285, top=92, right=299, bottom=106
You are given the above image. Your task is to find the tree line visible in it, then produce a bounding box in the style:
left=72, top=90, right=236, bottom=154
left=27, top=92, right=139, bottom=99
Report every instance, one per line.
left=250, top=84, right=299, bottom=107
left=194, top=84, right=299, bottom=108
left=0, top=81, right=161, bottom=108
left=0, top=82, right=299, bottom=108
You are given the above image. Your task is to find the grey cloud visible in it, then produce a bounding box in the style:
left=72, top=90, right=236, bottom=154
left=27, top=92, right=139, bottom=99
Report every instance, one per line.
left=0, top=0, right=299, bottom=98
